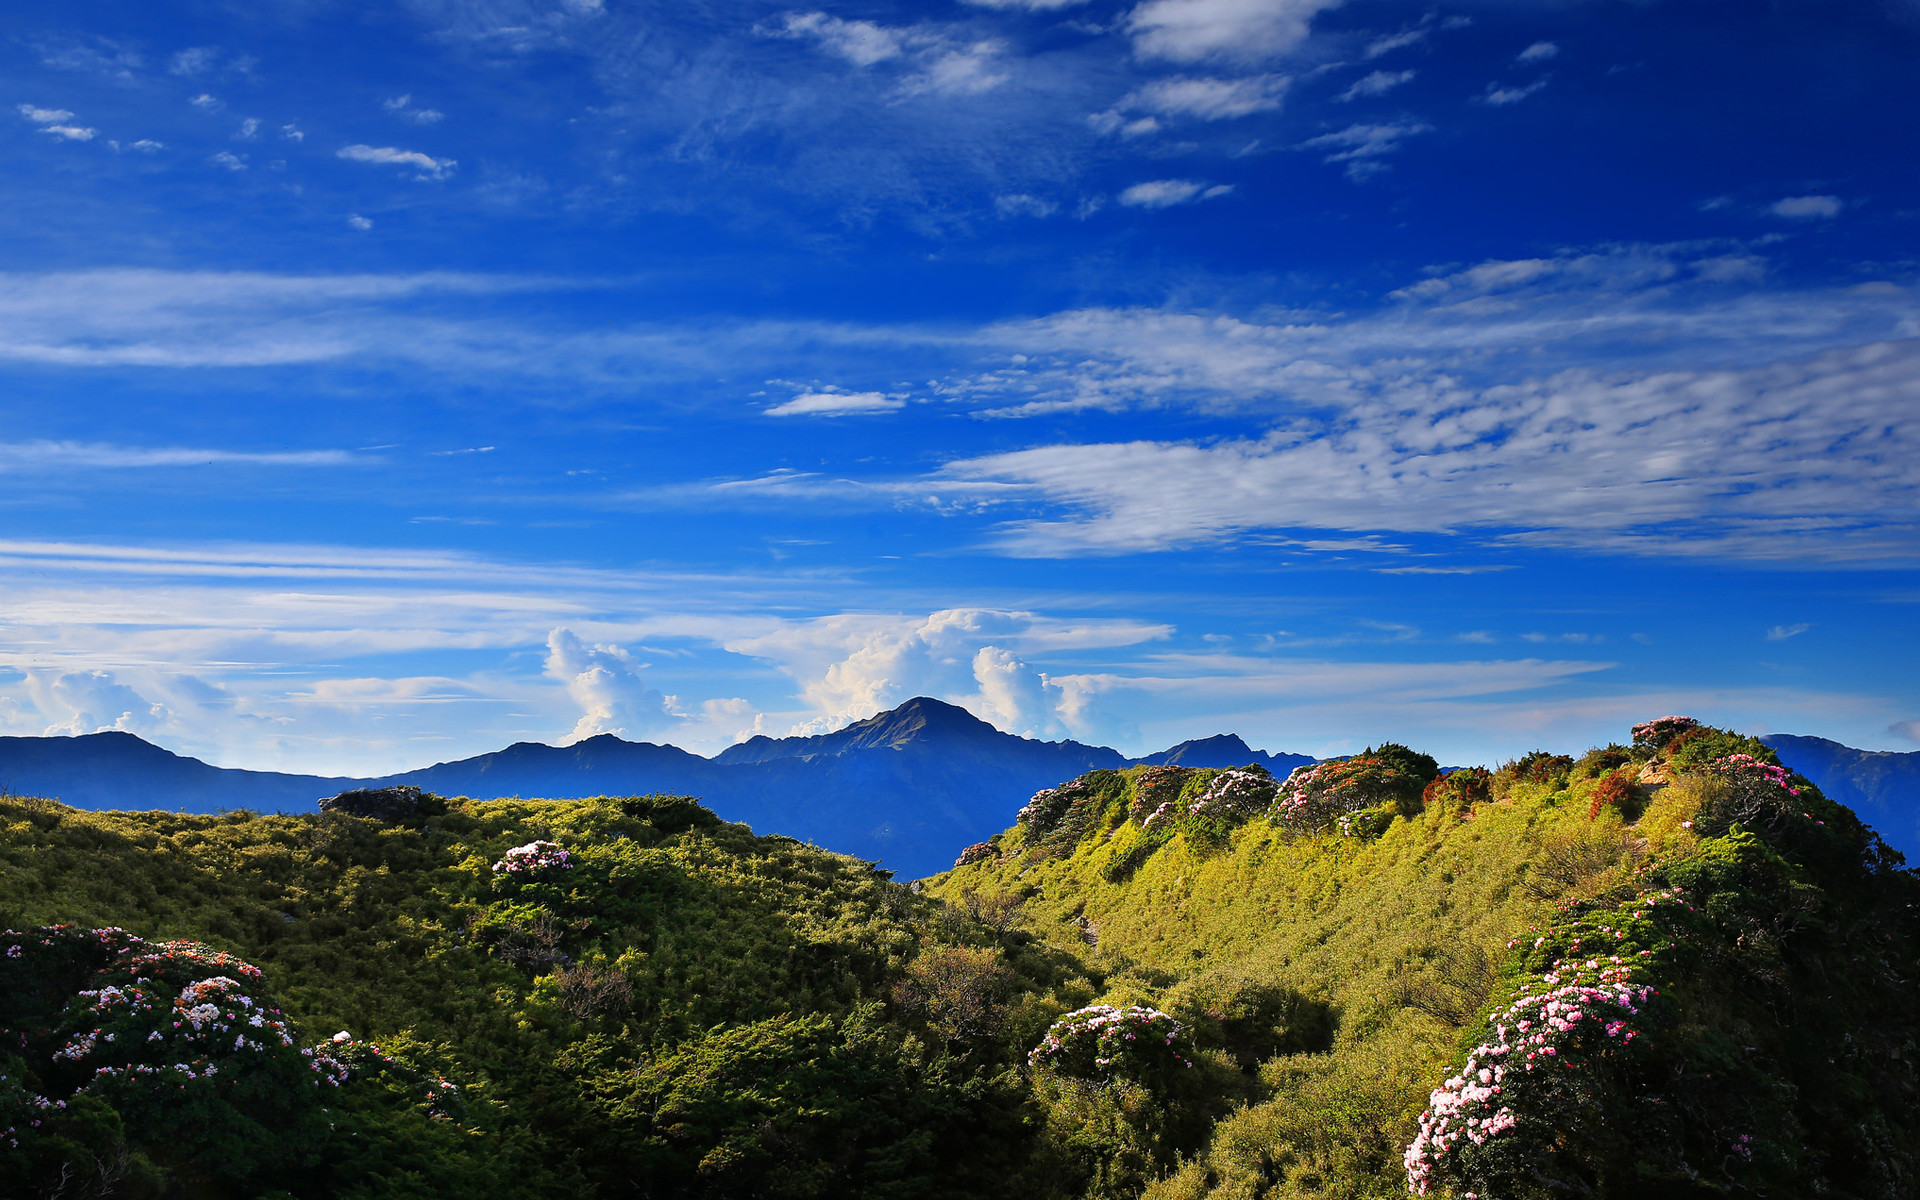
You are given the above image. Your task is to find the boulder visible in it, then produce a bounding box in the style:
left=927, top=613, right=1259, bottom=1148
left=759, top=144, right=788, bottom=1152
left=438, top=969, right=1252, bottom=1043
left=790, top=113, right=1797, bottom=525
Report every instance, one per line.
left=318, top=785, right=441, bottom=822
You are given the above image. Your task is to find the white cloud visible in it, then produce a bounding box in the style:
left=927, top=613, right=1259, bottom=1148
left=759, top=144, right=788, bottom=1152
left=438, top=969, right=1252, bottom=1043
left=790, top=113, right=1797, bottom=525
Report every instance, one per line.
left=1363, top=29, right=1425, bottom=58
left=1089, top=111, right=1162, bottom=137
left=1516, top=41, right=1559, bottom=63
left=1481, top=78, right=1549, bottom=106
left=1127, top=0, right=1345, bottom=65
left=189, top=93, right=221, bottom=112
left=169, top=47, right=218, bottom=76
left=384, top=95, right=445, bottom=125
left=1766, top=623, right=1811, bottom=641
left=1118, top=179, right=1233, bottom=207
left=211, top=151, right=247, bottom=170
left=1122, top=74, right=1289, bottom=120
left=1337, top=68, right=1414, bottom=101
left=723, top=608, right=1170, bottom=738
left=337, top=144, right=457, bottom=180
left=1769, top=194, right=1843, bottom=220
left=765, top=390, right=905, bottom=416
left=281, top=123, right=304, bottom=142
left=0, top=441, right=356, bottom=469
left=996, top=193, right=1059, bottom=218
left=936, top=333, right=1920, bottom=560
left=1889, top=720, right=1920, bottom=744
left=901, top=41, right=1009, bottom=96
left=348, top=214, right=374, bottom=231
left=544, top=627, right=674, bottom=742
left=236, top=117, right=260, bottom=140
left=20, top=105, right=98, bottom=141
left=112, top=138, right=164, bottom=153
left=962, top=0, right=1089, bottom=8
left=28, top=669, right=169, bottom=737
left=767, top=11, right=906, bottom=66
left=1299, top=120, right=1429, bottom=178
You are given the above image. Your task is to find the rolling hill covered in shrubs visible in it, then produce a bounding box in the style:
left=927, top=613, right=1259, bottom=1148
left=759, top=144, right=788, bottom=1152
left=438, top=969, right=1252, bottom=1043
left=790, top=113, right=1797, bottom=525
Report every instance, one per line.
left=3, top=717, right=1915, bottom=1200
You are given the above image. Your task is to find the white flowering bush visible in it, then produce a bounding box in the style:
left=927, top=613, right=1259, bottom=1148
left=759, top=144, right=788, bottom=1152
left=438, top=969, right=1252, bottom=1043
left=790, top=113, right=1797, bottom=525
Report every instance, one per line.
left=492, top=840, right=574, bottom=875
left=1029, top=1004, right=1194, bottom=1084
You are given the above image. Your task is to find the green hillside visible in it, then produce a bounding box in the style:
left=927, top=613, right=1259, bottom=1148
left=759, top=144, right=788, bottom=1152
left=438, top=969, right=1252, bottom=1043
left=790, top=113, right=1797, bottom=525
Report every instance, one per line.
left=3, top=717, right=1916, bottom=1200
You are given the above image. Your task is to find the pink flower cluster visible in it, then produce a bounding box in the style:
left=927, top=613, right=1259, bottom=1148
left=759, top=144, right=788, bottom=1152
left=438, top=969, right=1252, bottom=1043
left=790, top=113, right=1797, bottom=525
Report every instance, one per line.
left=1028, top=1004, right=1194, bottom=1078
left=1705, top=753, right=1801, bottom=797
left=1405, top=956, right=1656, bottom=1195
left=954, top=842, right=997, bottom=868
left=492, top=840, right=574, bottom=875
left=1631, top=715, right=1698, bottom=748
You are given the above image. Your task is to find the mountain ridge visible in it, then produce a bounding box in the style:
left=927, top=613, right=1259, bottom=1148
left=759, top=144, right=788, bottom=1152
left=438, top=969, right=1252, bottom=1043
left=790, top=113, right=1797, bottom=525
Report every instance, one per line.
left=0, top=698, right=1308, bottom=879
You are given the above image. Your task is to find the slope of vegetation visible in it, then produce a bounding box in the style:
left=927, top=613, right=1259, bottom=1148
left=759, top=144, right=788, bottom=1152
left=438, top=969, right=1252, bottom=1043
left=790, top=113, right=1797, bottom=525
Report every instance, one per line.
left=931, top=720, right=1920, bottom=1200
left=3, top=717, right=1915, bottom=1200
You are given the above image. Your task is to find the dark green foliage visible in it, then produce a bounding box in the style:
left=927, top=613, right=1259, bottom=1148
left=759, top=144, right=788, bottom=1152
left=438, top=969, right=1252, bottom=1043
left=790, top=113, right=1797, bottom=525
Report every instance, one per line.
left=0, top=793, right=1051, bottom=1200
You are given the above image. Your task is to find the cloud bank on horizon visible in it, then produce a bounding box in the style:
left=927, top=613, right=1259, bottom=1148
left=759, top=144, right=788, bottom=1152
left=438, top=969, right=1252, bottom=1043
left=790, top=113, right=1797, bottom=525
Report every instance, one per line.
left=2, top=0, right=1918, bottom=775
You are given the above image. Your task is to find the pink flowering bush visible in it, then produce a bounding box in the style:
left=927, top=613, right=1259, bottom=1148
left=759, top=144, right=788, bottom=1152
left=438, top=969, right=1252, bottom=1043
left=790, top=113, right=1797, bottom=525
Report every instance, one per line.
left=1127, top=765, right=1194, bottom=823
left=1630, top=715, right=1698, bottom=753
left=0, top=924, right=356, bottom=1180
left=1690, top=752, right=1827, bottom=844
left=1406, top=954, right=1657, bottom=1196
left=492, top=839, right=574, bottom=875
left=1029, top=1004, right=1194, bottom=1084
left=953, top=841, right=997, bottom=868
left=1273, top=752, right=1427, bottom=838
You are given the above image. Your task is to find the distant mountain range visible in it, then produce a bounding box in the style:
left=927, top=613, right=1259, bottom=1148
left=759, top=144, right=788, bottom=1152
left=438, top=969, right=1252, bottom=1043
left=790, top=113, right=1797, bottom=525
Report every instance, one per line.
left=3, top=704, right=1910, bottom=877
left=0, top=698, right=1310, bottom=879
left=1762, top=734, right=1920, bottom=865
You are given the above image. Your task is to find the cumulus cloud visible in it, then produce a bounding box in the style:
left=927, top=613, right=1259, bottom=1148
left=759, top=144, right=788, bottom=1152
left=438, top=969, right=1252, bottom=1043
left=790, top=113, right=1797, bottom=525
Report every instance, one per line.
left=1118, top=179, right=1234, bottom=207
left=1516, top=41, right=1559, bottom=63
left=170, top=47, right=218, bottom=76
left=963, top=0, right=1089, bottom=8
left=211, top=151, right=247, bottom=170
left=765, top=390, right=905, bottom=416
left=1127, top=0, right=1345, bottom=64
left=337, top=144, right=457, bottom=179
left=1770, top=194, right=1843, bottom=219
left=544, top=627, right=673, bottom=742
left=347, top=214, right=373, bottom=231
left=1338, top=69, right=1414, bottom=101
left=724, top=608, right=1168, bottom=737
left=189, top=93, right=221, bottom=112
left=29, top=669, right=169, bottom=737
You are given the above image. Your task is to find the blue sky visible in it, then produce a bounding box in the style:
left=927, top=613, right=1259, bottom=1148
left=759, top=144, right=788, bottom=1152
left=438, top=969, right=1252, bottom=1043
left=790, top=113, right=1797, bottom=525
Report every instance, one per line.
left=4, top=0, right=1919, bottom=776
